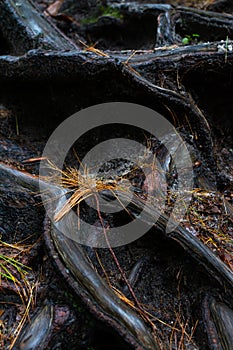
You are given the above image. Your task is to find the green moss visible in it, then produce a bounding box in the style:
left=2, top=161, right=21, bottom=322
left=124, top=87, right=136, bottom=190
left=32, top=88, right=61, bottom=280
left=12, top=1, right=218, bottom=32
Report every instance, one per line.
left=100, top=5, right=123, bottom=19
left=81, top=6, right=123, bottom=25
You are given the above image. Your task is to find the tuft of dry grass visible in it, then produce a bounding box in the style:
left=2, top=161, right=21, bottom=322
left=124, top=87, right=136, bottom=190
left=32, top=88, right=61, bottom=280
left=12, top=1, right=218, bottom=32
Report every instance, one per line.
left=43, top=159, right=135, bottom=222
left=0, top=240, right=33, bottom=303
left=42, top=146, right=167, bottom=223
left=0, top=240, right=38, bottom=349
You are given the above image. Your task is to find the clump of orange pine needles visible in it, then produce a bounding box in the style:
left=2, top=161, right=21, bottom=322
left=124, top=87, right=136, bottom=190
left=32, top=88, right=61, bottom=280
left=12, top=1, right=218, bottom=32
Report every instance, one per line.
left=43, top=158, right=135, bottom=223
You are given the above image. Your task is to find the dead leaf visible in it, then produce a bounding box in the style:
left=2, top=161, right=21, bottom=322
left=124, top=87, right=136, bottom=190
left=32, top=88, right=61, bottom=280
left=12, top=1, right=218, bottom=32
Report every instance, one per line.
left=45, top=0, right=64, bottom=17
left=218, top=249, right=233, bottom=270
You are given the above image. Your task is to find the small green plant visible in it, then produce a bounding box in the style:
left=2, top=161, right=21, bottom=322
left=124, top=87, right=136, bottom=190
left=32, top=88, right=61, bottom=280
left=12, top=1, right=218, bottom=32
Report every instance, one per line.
left=64, top=291, right=81, bottom=310
left=182, top=33, right=200, bottom=45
